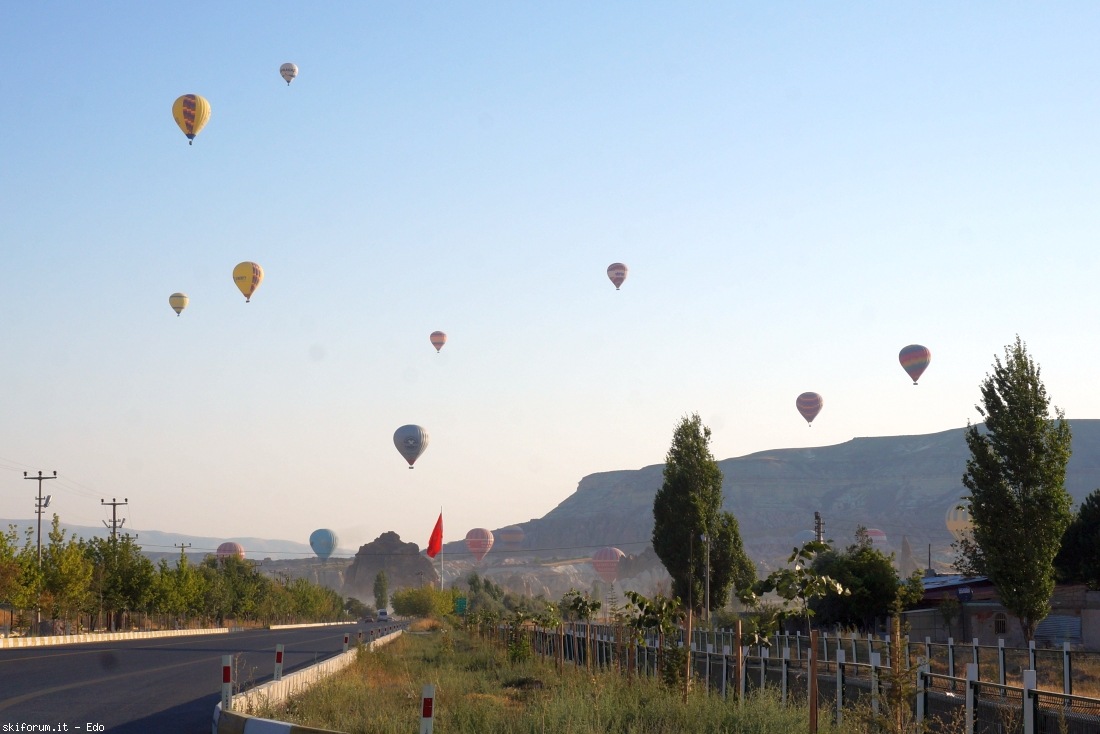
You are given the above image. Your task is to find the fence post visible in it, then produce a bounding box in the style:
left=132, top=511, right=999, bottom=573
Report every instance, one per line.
left=925, top=636, right=932, bottom=665
left=850, top=632, right=857, bottom=665
left=948, top=637, right=956, bottom=690
left=721, top=644, right=729, bottom=699
left=835, top=649, right=846, bottom=725
left=809, top=629, right=819, bottom=734
left=870, top=651, right=881, bottom=717
left=972, top=637, right=979, bottom=676
left=1029, top=640, right=1036, bottom=672
left=998, top=638, right=1006, bottom=690
left=915, top=659, right=928, bottom=724
left=884, top=633, right=891, bottom=669
left=1063, top=641, right=1072, bottom=695
left=761, top=645, right=769, bottom=689
left=796, top=630, right=802, bottom=662
left=739, top=645, right=748, bottom=703
left=1022, top=668, right=1036, bottom=734
left=965, top=662, right=977, bottom=734
left=781, top=646, right=789, bottom=704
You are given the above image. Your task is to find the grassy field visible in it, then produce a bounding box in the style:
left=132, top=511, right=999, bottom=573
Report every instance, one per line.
left=251, top=620, right=869, bottom=734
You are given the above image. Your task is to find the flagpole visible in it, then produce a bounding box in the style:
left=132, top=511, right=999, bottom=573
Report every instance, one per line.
left=439, top=506, right=443, bottom=591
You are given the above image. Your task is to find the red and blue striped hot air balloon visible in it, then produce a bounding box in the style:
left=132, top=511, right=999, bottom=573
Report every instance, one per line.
left=796, top=392, right=823, bottom=426
left=899, top=344, right=932, bottom=385
left=592, top=546, right=625, bottom=585
left=465, top=528, right=494, bottom=563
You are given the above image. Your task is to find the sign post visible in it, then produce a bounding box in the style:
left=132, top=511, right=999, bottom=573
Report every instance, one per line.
left=221, top=655, right=233, bottom=711
left=419, top=684, right=436, bottom=734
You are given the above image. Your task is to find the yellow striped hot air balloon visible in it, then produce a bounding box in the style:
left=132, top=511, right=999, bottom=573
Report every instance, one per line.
left=169, top=292, right=189, bottom=316
left=233, top=262, right=264, bottom=302
left=172, top=94, right=211, bottom=145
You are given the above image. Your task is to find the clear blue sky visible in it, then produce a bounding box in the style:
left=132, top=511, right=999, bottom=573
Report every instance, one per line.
left=3, top=3, right=1099, bottom=557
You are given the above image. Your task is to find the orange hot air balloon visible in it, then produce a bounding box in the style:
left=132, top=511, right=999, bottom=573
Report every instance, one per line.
left=233, top=262, right=264, bottom=302
left=796, top=392, right=823, bottom=426
left=607, top=263, right=628, bottom=290
left=430, top=331, right=447, bottom=353
left=899, top=344, right=932, bottom=385
left=591, top=546, right=625, bottom=584
left=465, top=528, right=494, bottom=562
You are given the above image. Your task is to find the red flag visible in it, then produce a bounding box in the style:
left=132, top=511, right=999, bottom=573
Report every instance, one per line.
left=426, top=513, right=443, bottom=558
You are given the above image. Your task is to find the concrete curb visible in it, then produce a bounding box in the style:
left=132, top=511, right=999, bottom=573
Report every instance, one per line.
left=213, top=630, right=403, bottom=734
left=0, top=626, right=230, bottom=648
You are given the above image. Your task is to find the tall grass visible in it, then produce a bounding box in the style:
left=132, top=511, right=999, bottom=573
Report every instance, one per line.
left=257, top=621, right=855, bottom=734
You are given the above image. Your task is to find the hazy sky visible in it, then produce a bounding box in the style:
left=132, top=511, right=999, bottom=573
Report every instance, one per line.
left=3, top=3, right=1100, bottom=559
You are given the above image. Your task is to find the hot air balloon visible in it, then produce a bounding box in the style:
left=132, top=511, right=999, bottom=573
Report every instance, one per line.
left=591, top=546, right=625, bottom=585
left=280, top=62, right=298, bottom=85
left=465, top=528, right=494, bottom=562
left=430, top=331, right=447, bottom=353
left=169, top=292, right=189, bottom=316
left=172, top=94, right=211, bottom=145
left=216, top=541, right=245, bottom=560
left=498, top=525, right=525, bottom=549
left=796, top=392, right=823, bottom=426
left=310, top=528, right=338, bottom=561
left=393, top=425, right=429, bottom=468
left=946, top=504, right=973, bottom=542
left=607, top=263, right=628, bottom=290
left=866, top=528, right=890, bottom=552
left=899, top=344, right=932, bottom=385
left=233, top=262, right=264, bottom=302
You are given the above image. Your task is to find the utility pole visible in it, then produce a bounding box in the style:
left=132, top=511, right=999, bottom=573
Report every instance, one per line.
left=24, top=471, right=57, bottom=567
left=101, top=497, right=128, bottom=541
left=814, top=511, right=825, bottom=543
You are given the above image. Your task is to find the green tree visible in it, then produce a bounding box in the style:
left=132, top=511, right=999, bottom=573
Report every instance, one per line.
left=738, top=541, right=847, bottom=643
left=958, top=336, right=1073, bottom=641
left=1054, top=488, right=1100, bottom=586
left=809, top=529, right=921, bottom=629
left=40, top=516, right=93, bottom=627
left=652, top=413, right=755, bottom=614
left=373, top=570, right=389, bottom=611
left=86, top=534, right=155, bottom=630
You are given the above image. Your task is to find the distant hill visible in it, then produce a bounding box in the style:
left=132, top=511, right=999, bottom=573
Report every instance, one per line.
left=450, top=420, right=1100, bottom=571
left=0, top=520, right=328, bottom=561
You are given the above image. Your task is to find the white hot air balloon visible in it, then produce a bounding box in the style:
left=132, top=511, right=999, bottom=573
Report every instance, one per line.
left=280, top=62, right=298, bottom=85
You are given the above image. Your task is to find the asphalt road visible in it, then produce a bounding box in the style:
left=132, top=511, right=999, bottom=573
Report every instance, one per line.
left=0, top=622, right=392, bottom=734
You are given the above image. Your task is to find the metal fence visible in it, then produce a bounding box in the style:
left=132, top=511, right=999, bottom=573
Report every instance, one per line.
left=500, top=622, right=1100, bottom=734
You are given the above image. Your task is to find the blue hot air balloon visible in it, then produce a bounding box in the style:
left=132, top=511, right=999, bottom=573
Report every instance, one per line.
left=309, top=528, right=338, bottom=561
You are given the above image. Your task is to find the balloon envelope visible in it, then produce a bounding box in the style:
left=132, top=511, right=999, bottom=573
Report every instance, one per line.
left=899, top=344, right=932, bottom=384
left=796, top=392, right=823, bottom=425
left=498, top=525, right=525, bottom=548
left=430, top=331, right=447, bottom=352
left=280, top=62, right=298, bottom=85
left=866, top=528, right=890, bottom=551
left=946, top=504, right=973, bottom=542
left=172, top=94, right=211, bottom=144
left=591, top=546, right=625, bottom=584
left=465, top=528, right=494, bottom=562
left=607, top=263, right=628, bottom=290
left=309, top=528, right=338, bottom=561
left=216, top=541, right=245, bottom=559
left=169, top=292, right=189, bottom=316
left=393, top=424, right=429, bottom=468
left=233, top=262, right=264, bottom=302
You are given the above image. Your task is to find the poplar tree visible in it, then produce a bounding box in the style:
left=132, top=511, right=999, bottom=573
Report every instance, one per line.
left=652, top=413, right=754, bottom=614
left=958, top=336, right=1073, bottom=641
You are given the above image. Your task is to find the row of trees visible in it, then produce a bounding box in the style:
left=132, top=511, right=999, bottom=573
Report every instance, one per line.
left=0, top=516, right=348, bottom=634
left=651, top=336, right=1095, bottom=643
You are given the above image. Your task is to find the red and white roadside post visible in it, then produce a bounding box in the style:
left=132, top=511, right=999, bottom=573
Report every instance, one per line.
left=343, top=633, right=350, bottom=653
left=357, top=631, right=363, bottom=645
left=221, top=655, right=233, bottom=711
left=419, top=684, right=436, bottom=734
left=274, top=644, right=284, bottom=681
